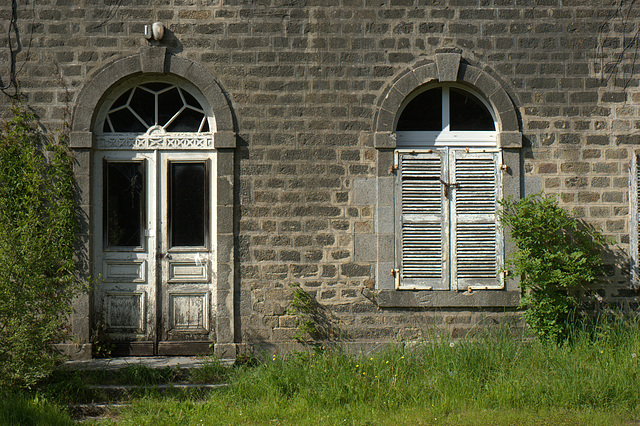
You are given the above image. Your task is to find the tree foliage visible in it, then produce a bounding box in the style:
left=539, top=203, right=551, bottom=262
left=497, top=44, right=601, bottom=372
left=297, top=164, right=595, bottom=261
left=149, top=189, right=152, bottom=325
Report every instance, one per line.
left=499, top=194, right=606, bottom=343
left=0, top=104, right=79, bottom=387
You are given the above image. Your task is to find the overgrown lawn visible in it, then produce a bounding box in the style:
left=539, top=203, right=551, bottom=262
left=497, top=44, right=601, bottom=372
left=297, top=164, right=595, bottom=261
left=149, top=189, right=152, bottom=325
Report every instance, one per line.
left=105, top=317, right=640, bottom=424
left=4, top=317, right=640, bottom=425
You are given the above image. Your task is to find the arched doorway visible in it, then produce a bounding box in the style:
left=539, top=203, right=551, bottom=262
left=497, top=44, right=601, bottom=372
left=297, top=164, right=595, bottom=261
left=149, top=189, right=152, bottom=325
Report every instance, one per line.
left=68, top=50, right=237, bottom=358
left=93, top=79, right=217, bottom=356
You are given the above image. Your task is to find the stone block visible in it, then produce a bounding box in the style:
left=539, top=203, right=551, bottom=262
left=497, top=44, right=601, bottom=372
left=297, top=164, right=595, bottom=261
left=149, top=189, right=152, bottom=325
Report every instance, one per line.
left=214, top=131, right=237, bottom=148
left=435, top=52, right=461, bottom=82
left=355, top=234, right=377, bottom=262
left=139, top=46, right=167, bottom=73
left=376, top=205, right=394, bottom=234
left=353, top=177, right=376, bottom=205
left=69, top=132, right=93, bottom=148
left=499, top=131, right=522, bottom=148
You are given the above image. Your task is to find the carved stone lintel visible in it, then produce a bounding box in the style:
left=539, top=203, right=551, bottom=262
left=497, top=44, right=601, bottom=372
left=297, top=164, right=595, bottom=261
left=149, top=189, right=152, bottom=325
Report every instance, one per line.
left=97, top=133, right=214, bottom=150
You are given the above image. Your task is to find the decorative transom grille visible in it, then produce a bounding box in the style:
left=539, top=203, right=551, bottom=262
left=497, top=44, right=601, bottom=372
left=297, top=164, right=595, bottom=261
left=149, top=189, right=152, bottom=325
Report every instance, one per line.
left=102, top=83, right=209, bottom=133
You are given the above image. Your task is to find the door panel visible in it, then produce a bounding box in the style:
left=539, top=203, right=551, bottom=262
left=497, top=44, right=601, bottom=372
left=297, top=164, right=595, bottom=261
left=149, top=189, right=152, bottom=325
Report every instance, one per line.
left=94, top=152, right=157, bottom=354
left=94, top=150, right=215, bottom=356
left=159, top=153, right=215, bottom=353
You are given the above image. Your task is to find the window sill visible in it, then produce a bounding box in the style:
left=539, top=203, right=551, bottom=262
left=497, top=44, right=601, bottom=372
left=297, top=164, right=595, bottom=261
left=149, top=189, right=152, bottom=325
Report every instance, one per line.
left=375, top=289, right=520, bottom=308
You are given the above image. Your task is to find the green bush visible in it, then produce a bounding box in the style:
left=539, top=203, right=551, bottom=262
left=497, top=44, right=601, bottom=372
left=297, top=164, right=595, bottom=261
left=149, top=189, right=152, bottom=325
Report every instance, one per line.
left=499, top=194, right=606, bottom=342
left=0, top=104, right=79, bottom=388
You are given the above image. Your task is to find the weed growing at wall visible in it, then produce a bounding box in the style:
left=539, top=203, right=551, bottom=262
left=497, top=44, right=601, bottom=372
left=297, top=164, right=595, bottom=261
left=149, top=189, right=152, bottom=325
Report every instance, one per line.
left=499, top=194, right=606, bottom=343
left=0, top=104, right=79, bottom=388
left=287, top=283, right=346, bottom=348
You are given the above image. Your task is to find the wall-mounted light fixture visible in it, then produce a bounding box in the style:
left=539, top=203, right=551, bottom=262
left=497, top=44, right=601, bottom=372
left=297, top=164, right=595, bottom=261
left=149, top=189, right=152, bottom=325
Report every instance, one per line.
left=144, top=22, right=165, bottom=41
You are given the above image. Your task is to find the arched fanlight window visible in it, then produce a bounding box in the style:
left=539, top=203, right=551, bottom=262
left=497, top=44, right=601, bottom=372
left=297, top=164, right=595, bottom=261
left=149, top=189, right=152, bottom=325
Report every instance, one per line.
left=102, top=83, right=210, bottom=133
left=396, top=85, right=497, bottom=147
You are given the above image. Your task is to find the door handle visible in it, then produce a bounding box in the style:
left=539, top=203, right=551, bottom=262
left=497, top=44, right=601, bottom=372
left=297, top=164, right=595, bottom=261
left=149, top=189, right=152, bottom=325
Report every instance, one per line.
left=163, top=253, right=172, bottom=260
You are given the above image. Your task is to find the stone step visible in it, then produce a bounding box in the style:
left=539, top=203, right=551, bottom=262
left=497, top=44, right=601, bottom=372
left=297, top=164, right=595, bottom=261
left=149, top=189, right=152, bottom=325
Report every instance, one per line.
left=89, top=383, right=229, bottom=391
left=69, top=383, right=229, bottom=421
left=69, top=403, right=129, bottom=422
left=62, top=356, right=235, bottom=371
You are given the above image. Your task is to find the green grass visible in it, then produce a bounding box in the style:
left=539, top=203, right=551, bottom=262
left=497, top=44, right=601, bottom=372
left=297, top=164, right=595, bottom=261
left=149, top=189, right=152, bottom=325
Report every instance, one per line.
left=104, top=318, right=640, bottom=425
left=0, top=391, right=75, bottom=426
left=5, top=317, right=640, bottom=424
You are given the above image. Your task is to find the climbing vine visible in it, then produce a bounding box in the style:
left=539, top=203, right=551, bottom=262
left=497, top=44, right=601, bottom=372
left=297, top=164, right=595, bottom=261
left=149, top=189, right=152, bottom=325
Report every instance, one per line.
left=287, top=283, right=346, bottom=349
left=0, top=103, right=80, bottom=387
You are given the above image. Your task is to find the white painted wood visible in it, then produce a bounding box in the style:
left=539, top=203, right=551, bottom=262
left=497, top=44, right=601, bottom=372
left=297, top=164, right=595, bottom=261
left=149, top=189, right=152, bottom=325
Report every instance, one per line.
left=93, top=149, right=216, bottom=350
left=93, top=151, right=158, bottom=343
left=158, top=151, right=216, bottom=343
left=396, top=150, right=449, bottom=290
left=631, top=154, right=638, bottom=288
left=450, top=150, right=503, bottom=290
left=395, top=148, right=503, bottom=291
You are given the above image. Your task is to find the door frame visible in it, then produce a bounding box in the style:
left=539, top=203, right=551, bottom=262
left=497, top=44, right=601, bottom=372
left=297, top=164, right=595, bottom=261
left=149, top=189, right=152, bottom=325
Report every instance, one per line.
left=92, top=149, right=218, bottom=356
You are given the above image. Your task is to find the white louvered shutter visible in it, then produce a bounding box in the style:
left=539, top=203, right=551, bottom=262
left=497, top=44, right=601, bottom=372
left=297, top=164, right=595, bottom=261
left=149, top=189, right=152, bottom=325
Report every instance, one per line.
left=631, top=154, right=639, bottom=287
left=450, top=150, right=503, bottom=290
left=397, top=151, right=449, bottom=289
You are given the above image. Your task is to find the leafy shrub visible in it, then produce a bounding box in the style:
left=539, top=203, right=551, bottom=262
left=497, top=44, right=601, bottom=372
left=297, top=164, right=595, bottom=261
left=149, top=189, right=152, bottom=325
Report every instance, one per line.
left=499, top=194, right=606, bottom=342
left=0, top=104, right=79, bottom=387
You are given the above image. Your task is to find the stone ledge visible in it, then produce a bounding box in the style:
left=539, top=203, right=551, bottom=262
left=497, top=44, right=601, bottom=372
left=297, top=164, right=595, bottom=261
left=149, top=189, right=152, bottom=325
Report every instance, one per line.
left=499, top=131, right=523, bottom=148
left=376, top=289, right=520, bottom=308
left=55, top=343, right=93, bottom=360
left=374, top=131, right=396, bottom=149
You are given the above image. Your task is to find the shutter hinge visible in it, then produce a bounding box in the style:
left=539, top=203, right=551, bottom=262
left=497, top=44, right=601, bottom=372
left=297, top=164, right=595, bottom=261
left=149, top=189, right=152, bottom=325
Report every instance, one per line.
left=392, top=268, right=400, bottom=289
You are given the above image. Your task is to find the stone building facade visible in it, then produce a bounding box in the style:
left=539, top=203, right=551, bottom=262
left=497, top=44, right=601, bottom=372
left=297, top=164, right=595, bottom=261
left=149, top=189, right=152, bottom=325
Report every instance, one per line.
left=1, top=0, right=639, bottom=358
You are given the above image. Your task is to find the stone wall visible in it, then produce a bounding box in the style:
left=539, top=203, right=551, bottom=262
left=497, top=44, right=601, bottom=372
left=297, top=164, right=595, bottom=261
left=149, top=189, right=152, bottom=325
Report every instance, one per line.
left=1, top=0, right=639, bottom=352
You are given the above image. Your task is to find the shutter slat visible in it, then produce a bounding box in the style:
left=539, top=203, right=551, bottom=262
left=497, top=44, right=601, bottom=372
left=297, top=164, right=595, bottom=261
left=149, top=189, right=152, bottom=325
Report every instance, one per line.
left=455, top=157, right=497, bottom=215
left=402, top=156, right=442, bottom=215
left=456, top=223, right=498, bottom=278
left=402, top=223, right=442, bottom=279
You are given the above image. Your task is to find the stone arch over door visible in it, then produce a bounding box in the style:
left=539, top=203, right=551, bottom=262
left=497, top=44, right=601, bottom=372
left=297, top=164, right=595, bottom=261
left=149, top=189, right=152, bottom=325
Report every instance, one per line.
left=371, top=51, right=524, bottom=308
left=68, top=47, right=237, bottom=359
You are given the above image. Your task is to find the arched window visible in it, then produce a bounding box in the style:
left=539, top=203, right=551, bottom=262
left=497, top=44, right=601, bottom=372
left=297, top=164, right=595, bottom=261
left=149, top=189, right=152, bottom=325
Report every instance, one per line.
left=101, top=83, right=210, bottom=133
left=396, top=84, right=497, bottom=147
left=393, top=85, right=503, bottom=291
left=94, top=80, right=215, bottom=150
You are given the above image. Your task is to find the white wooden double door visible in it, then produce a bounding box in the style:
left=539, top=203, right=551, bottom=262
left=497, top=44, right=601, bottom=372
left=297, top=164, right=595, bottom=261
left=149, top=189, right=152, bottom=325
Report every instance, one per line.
left=93, top=150, right=216, bottom=356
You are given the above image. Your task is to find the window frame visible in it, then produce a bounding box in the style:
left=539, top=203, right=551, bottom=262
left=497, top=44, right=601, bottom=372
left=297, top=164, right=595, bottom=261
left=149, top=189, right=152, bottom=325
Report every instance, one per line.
left=631, top=154, right=640, bottom=287
left=393, top=84, right=504, bottom=292
left=395, top=83, right=498, bottom=148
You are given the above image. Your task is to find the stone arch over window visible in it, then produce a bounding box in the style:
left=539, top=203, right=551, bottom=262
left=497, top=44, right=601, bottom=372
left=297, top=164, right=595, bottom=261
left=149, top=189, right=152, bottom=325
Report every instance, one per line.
left=371, top=51, right=522, bottom=309
left=66, top=47, right=237, bottom=359
left=373, top=51, right=521, bottom=149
